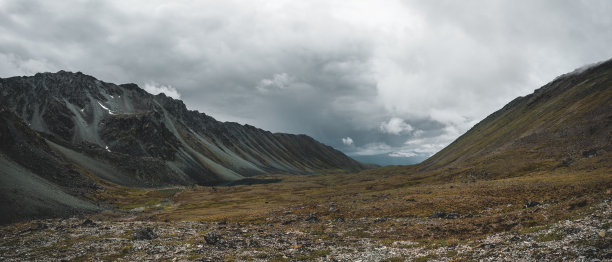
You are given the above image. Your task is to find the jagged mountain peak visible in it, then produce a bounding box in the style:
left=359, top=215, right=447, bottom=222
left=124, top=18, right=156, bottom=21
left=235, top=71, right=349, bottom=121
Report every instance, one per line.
left=0, top=71, right=367, bottom=190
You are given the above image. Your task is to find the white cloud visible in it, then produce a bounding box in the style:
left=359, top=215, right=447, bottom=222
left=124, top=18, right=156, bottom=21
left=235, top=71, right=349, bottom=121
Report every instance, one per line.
left=352, top=142, right=392, bottom=156
left=400, top=126, right=458, bottom=156
left=143, top=82, right=181, bottom=99
left=341, top=137, right=353, bottom=145
left=412, top=129, right=424, bottom=137
left=388, top=151, right=417, bottom=158
left=412, top=143, right=446, bottom=154
left=256, top=73, right=293, bottom=92
left=0, top=53, right=55, bottom=77
left=380, top=117, right=413, bottom=135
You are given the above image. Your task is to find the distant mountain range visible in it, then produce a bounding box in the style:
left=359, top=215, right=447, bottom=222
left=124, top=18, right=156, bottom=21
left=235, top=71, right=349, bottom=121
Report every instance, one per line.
left=0, top=71, right=367, bottom=223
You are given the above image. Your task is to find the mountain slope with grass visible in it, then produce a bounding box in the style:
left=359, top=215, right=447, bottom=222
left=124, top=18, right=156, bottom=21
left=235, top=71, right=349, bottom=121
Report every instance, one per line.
left=413, top=59, right=612, bottom=180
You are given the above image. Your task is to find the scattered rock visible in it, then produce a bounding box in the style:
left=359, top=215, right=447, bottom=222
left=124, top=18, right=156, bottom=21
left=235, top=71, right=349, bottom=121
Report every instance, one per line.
left=133, top=227, right=157, bottom=240
left=0, top=200, right=610, bottom=261
left=204, top=231, right=221, bottom=245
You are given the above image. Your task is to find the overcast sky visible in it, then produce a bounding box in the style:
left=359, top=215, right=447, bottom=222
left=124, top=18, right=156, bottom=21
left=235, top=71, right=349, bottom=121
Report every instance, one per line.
left=2, top=0, right=612, bottom=165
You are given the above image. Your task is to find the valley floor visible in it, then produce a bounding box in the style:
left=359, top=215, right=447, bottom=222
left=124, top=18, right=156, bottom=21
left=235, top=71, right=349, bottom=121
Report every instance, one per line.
left=1, top=166, right=611, bottom=261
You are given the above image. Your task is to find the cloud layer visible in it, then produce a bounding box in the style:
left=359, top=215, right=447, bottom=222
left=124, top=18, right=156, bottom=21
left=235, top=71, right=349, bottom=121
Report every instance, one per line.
left=144, top=82, right=181, bottom=99
left=2, top=0, right=612, bottom=165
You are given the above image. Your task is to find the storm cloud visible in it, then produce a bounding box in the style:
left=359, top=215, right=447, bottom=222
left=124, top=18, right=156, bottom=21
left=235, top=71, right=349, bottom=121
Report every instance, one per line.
left=1, top=0, right=611, bottom=165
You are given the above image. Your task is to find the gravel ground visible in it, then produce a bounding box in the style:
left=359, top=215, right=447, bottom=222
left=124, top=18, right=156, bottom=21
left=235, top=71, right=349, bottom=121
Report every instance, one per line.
left=1, top=200, right=610, bottom=261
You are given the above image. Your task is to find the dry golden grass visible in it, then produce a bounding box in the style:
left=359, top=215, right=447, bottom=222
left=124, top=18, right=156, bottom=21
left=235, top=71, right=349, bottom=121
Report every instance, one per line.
left=94, top=152, right=611, bottom=241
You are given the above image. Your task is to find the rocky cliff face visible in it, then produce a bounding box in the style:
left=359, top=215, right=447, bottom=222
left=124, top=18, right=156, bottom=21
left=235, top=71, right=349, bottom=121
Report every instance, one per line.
left=0, top=105, right=99, bottom=224
left=0, top=71, right=366, bottom=189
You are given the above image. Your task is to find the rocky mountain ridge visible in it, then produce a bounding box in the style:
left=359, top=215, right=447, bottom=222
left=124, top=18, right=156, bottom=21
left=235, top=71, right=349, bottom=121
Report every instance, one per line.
left=0, top=71, right=366, bottom=185
left=0, top=71, right=366, bottom=223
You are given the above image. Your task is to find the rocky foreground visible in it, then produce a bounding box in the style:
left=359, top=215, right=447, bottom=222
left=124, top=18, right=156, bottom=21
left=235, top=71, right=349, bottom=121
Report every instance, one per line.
left=1, top=200, right=610, bottom=261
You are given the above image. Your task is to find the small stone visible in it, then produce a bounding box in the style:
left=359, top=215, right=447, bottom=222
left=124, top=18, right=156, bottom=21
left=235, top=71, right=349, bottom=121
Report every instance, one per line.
left=523, top=201, right=541, bottom=209
left=598, top=230, right=606, bottom=238
left=569, top=200, right=588, bottom=209
left=34, top=222, right=48, bottom=230
left=432, top=211, right=446, bottom=218
left=373, top=217, right=388, bottom=223
left=204, top=231, right=221, bottom=245
left=431, top=211, right=459, bottom=219
left=281, top=219, right=296, bottom=225
left=446, top=212, right=460, bottom=219
left=81, top=219, right=95, bottom=227
left=305, top=213, right=319, bottom=222
left=479, top=243, right=495, bottom=249
left=133, top=227, right=157, bottom=240
left=245, top=238, right=260, bottom=248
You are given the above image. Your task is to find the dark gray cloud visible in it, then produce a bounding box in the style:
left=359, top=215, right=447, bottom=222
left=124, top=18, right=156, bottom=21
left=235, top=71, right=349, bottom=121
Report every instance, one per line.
left=1, top=0, right=612, bottom=165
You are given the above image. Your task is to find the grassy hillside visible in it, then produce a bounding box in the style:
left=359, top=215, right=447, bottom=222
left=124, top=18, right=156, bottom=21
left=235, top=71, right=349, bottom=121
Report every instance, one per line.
left=417, top=59, right=612, bottom=179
